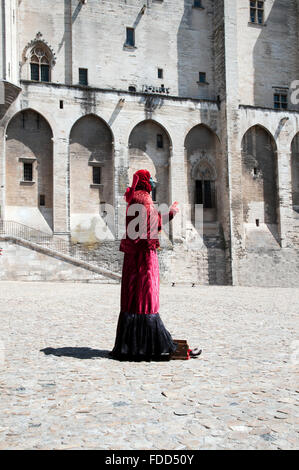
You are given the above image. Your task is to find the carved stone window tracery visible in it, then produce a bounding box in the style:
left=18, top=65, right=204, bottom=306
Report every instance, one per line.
left=22, top=33, right=56, bottom=82
left=30, top=46, right=51, bottom=82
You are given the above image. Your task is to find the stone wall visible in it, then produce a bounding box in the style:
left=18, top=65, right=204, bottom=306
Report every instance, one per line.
left=18, top=0, right=215, bottom=100
left=0, top=0, right=299, bottom=287
left=237, top=248, right=299, bottom=288
left=237, top=0, right=299, bottom=110
left=0, top=240, right=109, bottom=282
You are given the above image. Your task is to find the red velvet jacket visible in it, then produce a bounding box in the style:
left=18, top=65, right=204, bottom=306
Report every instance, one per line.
left=120, top=190, right=174, bottom=254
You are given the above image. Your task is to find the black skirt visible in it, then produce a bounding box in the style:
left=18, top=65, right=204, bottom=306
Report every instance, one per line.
left=111, top=312, right=177, bottom=361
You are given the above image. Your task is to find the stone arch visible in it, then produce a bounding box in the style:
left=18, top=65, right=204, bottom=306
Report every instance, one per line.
left=291, top=132, right=299, bottom=212
left=128, top=120, right=171, bottom=205
left=184, top=124, right=221, bottom=224
left=5, top=109, right=54, bottom=232
left=70, top=114, right=114, bottom=211
left=241, top=124, right=278, bottom=226
left=69, top=114, right=114, bottom=242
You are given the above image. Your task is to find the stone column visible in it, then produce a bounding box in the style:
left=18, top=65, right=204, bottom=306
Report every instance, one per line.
left=0, top=125, right=6, bottom=219
left=276, top=134, right=294, bottom=248
left=214, top=0, right=241, bottom=285
left=169, top=138, right=186, bottom=243
left=113, top=136, right=128, bottom=241
left=52, top=135, right=70, bottom=237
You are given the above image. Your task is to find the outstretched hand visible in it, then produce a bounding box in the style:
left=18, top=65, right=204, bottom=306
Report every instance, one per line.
left=170, top=201, right=179, bottom=214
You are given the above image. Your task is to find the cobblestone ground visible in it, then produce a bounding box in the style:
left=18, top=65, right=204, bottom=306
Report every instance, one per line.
left=0, top=281, right=298, bottom=450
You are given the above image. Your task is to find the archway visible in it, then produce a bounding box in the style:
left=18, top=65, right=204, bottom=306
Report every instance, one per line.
left=69, top=114, right=114, bottom=242
left=5, top=109, right=53, bottom=232
left=184, top=125, right=221, bottom=225
left=241, top=125, right=278, bottom=226
left=128, top=120, right=171, bottom=205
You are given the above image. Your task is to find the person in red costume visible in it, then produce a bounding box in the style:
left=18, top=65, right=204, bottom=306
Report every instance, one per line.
left=111, top=169, right=201, bottom=361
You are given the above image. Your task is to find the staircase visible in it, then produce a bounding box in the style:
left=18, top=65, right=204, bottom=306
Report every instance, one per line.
left=0, top=220, right=121, bottom=281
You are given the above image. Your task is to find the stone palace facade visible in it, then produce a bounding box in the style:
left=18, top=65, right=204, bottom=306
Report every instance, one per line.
left=0, top=0, right=299, bottom=286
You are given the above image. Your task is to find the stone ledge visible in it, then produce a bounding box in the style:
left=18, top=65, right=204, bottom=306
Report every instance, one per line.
left=20, top=80, right=218, bottom=105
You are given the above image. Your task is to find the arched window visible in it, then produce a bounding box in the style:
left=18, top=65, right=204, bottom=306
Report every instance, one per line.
left=30, top=46, right=50, bottom=82
left=194, top=163, right=216, bottom=209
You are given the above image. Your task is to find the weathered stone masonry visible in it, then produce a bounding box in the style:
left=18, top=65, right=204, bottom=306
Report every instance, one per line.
left=0, top=0, right=298, bottom=286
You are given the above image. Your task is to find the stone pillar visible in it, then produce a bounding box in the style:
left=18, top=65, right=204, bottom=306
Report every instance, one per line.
left=113, top=136, right=128, bottom=241
left=0, top=1, right=4, bottom=80
left=52, top=135, right=69, bottom=236
left=169, top=138, right=186, bottom=243
left=276, top=136, right=294, bottom=248
left=0, top=0, right=18, bottom=84
left=0, top=125, right=5, bottom=219
left=214, top=0, right=241, bottom=285
left=64, top=0, right=73, bottom=85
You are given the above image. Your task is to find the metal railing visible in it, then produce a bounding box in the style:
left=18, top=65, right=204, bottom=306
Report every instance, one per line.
left=0, top=219, right=98, bottom=266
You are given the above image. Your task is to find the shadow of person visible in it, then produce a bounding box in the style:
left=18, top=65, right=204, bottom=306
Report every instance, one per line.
left=40, top=347, right=112, bottom=360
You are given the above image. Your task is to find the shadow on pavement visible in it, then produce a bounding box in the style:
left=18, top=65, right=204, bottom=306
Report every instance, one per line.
left=40, top=347, right=112, bottom=359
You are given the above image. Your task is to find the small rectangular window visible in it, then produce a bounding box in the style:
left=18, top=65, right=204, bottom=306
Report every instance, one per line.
left=128, top=85, right=136, bottom=92
left=126, top=28, right=135, bottom=47
left=157, top=134, right=164, bottom=149
left=274, top=93, right=288, bottom=110
left=158, top=68, right=163, bottom=79
left=193, top=0, right=203, bottom=7
left=79, top=68, right=88, bottom=86
left=92, top=166, right=101, bottom=185
left=23, top=163, right=33, bottom=182
left=250, top=0, right=264, bottom=24
left=39, top=195, right=45, bottom=206
left=199, top=72, right=206, bottom=83
left=60, top=100, right=64, bottom=109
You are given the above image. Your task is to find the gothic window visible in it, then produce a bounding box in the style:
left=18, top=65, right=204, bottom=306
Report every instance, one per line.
left=30, top=46, right=50, bottom=82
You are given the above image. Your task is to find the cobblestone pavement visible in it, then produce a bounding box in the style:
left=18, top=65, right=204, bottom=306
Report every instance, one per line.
left=0, top=281, right=298, bottom=450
